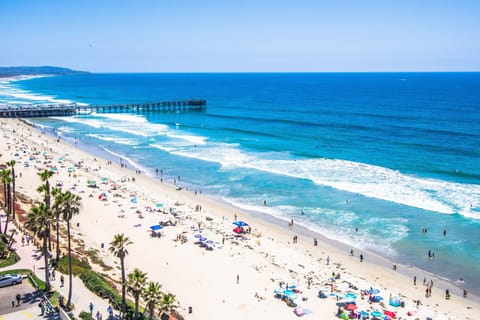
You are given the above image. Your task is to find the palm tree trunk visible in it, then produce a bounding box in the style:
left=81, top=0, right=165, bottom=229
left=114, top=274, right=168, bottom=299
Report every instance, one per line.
left=43, top=235, right=51, bottom=292
left=46, top=181, right=52, bottom=252
left=134, top=295, right=139, bottom=319
left=149, top=307, right=154, bottom=320
left=4, top=183, right=11, bottom=234
left=67, top=221, right=73, bottom=308
left=11, top=167, right=15, bottom=220
left=7, top=229, right=15, bottom=250
left=55, top=216, right=60, bottom=262
left=121, top=257, right=127, bottom=316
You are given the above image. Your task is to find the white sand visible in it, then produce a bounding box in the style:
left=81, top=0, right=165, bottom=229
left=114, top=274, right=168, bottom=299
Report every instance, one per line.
left=1, top=118, right=478, bottom=320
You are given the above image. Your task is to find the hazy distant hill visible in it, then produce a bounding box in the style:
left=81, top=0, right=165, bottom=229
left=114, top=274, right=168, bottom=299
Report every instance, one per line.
left=0, top=66, right=89, bottom=77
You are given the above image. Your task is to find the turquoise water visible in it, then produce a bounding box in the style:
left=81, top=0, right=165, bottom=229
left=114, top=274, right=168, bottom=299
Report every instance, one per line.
left=1, top=73, right=479, bottom=292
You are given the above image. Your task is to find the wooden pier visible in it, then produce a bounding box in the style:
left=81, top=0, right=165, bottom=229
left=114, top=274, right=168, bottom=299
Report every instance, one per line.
left=0, top=99, right=206, bottom=118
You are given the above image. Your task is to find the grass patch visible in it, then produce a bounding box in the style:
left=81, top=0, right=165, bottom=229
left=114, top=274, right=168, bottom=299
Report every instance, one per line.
left=85, top=249, right=113, bottom=271
left=0, top=251, right=20, bottom=268
left=57, top=255, right=91, bottom=276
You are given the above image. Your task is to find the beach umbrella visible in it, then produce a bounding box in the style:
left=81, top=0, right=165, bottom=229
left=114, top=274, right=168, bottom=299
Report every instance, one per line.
left=371, top=310, right=382, bottom=318
left=373, top=295, right=383, bottom=302
left=360, top=310, right=369, bottom=317
left=345, top=292, right=357, bottom=299
left=131, top=197, right=137, bottom=203
left=150, top=225, right=163, bottom=231
left=194, top=234, right=202, bottom=238
left=232, top=221, right=249, bottom=227
left=67, top=167, right=74, bottom=172
left=156, top=203, right=163, bottom=208
left=345, top=303, right=357, bottom=311
left=384, top=310, right=396, bottom=318
left=87, top=179, right=96, bottom=186
left=369, top=288, right=380, bottom=294
left=50, top=167, right=57, bottom=172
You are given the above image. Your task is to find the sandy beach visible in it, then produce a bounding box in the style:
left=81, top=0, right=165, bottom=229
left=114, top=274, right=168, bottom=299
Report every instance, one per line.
left=1, top=117, right=479, bottom=320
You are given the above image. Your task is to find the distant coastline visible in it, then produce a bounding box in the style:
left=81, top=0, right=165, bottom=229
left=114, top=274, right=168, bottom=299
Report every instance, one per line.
left=0, top=66, right=88, bottom=78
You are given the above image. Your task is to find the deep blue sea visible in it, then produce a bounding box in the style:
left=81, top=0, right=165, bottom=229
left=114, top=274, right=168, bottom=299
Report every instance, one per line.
left=1, top=73, right=480, bottom=292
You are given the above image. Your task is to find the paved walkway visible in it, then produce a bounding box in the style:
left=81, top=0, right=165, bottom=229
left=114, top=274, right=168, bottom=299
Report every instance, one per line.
left=0, top=230, right=118, bottom=319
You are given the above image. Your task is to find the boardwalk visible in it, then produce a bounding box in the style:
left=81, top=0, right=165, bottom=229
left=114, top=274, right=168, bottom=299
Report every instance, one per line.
left=0, top=99, right=206, bottom=118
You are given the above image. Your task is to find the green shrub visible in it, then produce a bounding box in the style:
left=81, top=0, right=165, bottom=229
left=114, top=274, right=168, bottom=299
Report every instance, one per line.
left=79, top=270, right=139, bottom=319
left=57, top=255, right=91, bottom=276
left=79, top=311, right=93, bottom=320
left=0, top=251, right=20, bottom=268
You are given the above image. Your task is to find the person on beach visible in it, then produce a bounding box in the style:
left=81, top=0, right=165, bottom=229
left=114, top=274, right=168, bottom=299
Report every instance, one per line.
left=90, top=302, right=94, bottom=314
left=107, top=305, right=113, bottom=319
left=326, top=256, right=330, bottom=265
left=60, top=274, right=65, bottom=287
left=313, top=238, right=317, bottom=246
left=414, top=276, right=417, bottom=285
left=236, top=274, right=240, bottom=284
left=16, top=293, right=21, bottom=306
left=360, top=254, right=363, bottom=262
left=350, top=249, right=354, bottom=256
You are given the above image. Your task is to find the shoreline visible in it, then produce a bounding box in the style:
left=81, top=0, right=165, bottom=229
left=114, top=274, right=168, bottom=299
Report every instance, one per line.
left=40, top=118, right=479, bottom=300
left=3, top=117, right=479, bottom=319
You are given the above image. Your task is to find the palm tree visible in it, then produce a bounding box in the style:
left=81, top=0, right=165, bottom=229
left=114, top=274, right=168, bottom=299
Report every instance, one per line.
left=51, top=187, right=62, bottom=262
left=109, top=233, right=132, bottom=317
left=159, top=293, right=177, bottom=318
left=25, top=202, right=53, bottom=292
left=127, top=268, right=148, bottom=319
left=60, top=191, right=81, bottom=308
left=37, top=169, right=54, bottom=251
left=2, top=170, right=12, bottom=234
left=7, top=160, right=16, bottom=220
left=142, top=281, right=162, bottom=320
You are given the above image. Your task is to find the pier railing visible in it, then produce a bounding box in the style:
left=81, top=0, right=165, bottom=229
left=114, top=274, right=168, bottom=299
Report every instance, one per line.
left=0, top=99, right=206, bottom=118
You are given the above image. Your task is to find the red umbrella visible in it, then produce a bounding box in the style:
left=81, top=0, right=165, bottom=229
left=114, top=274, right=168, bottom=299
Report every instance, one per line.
left=384, top=310, right=396, bottom=318
left=345, top=303, right=357, bottom=311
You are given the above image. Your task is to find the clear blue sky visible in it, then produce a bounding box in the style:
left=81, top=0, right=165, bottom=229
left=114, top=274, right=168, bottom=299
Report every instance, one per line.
left=1, top=0, right=479, bottom=72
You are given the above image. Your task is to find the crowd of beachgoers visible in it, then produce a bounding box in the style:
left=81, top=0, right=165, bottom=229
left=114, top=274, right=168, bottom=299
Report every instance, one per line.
left=1, top=117, right=478, bottom=320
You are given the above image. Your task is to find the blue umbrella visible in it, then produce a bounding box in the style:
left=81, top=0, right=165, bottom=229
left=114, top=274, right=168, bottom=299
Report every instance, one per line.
left=150, top=225, right=163, bottom=231
left=369, top=288, right=380, bottom=294
left=360, top=310, right=369, bottom=317
left=194, top=234, right=202, bottom=238
left=371, top=310, right=382, bottom=318
left=232, top=221, right=249, bottom=227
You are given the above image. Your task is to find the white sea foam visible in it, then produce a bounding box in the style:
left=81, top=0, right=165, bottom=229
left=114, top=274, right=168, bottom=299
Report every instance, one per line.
left=165, top=133, right=207, bottom=145
left=0, top=75, right=79, bottom=105
left=223, top=197, right=407, bottom=255
left=86, top=134, right=138, bottom=146
left=160, top=140, right=480, bottom=218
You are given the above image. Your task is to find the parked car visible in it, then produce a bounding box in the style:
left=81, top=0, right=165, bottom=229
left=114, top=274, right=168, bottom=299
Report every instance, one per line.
left=0, top=274, right=23, bottom=287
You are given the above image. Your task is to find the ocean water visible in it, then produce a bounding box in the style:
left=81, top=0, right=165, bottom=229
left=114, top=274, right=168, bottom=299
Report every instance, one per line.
left=1, top=73, right=480, bottom=292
